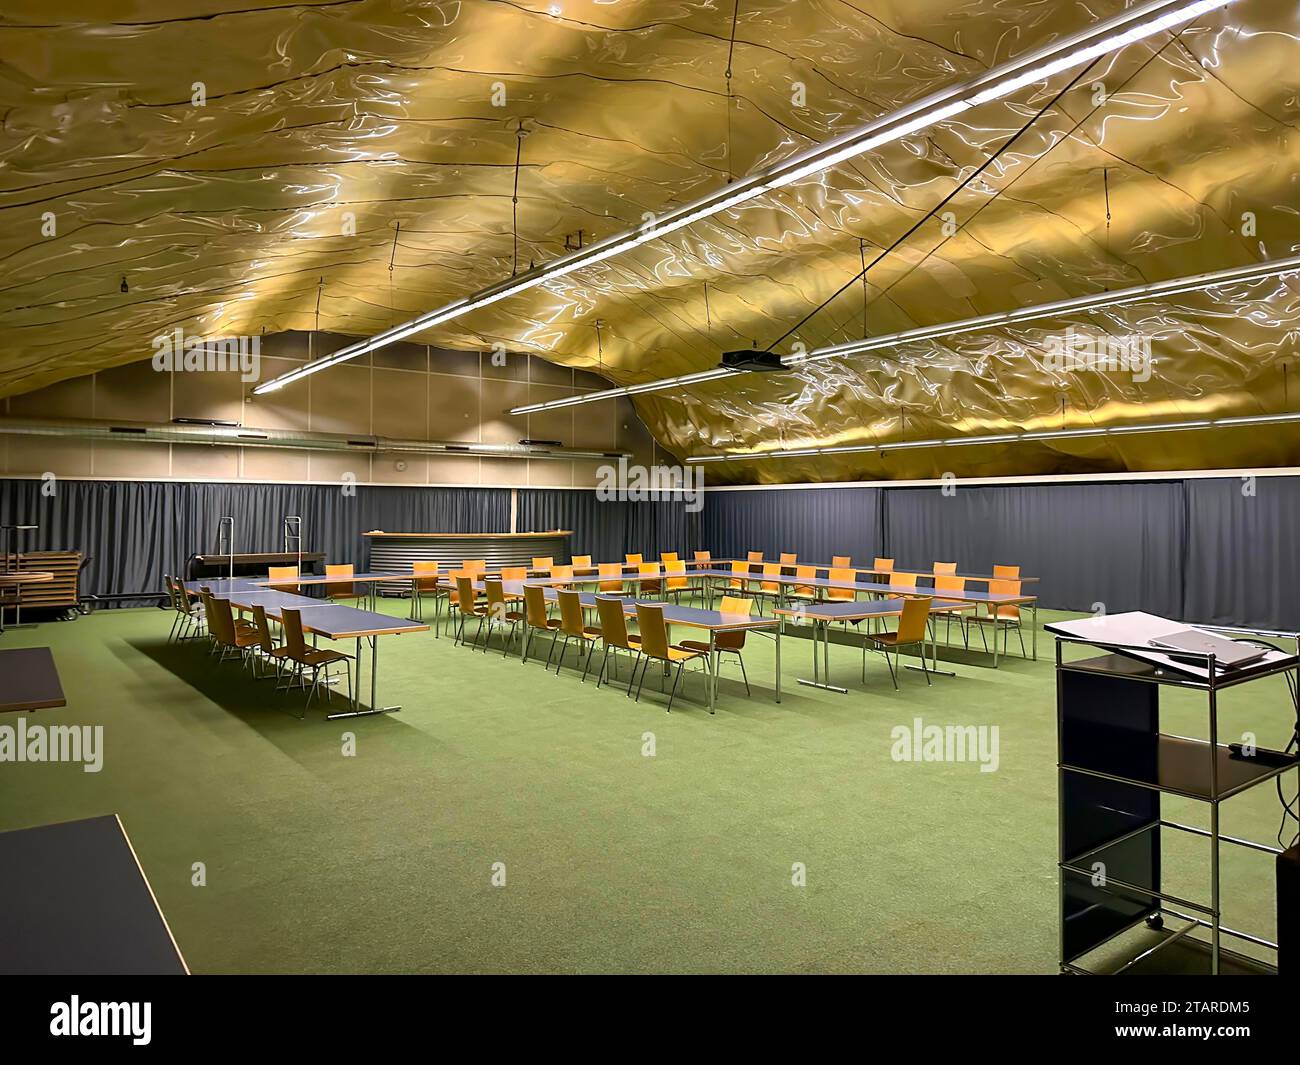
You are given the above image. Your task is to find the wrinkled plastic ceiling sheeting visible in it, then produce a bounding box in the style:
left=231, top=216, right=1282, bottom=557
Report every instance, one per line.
left=1, top=0, right=1298, bottom=482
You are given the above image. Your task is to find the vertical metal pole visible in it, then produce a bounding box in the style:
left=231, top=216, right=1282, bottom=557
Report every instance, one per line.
left=218, top=516, right=235, bottom=580
left=1208, top=662, right=1220, bottom=975
left=354, top=636, right=363, bottom=713
left=775, top=615, right=781, bottom=703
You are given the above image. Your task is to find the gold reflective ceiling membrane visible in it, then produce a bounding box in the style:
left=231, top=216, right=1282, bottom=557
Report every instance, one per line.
left=1, top=0, right=1298, bottom=482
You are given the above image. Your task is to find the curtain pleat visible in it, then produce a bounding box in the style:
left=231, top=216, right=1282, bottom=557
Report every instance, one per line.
left=0, top=479, right=509, bottom=599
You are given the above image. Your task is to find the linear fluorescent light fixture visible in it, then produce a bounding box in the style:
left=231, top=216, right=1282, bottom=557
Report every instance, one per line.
left=684, top=412, right=1300, bottom=463
left=254, top=0, right=1237, bottom=397
left=510, top=252, right=1300, bottom=414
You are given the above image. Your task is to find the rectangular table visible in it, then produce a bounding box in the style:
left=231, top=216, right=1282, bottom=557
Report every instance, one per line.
left=493, top=580, right=777, bottom=713
left=0, top=647, right=67, bottom=712
left=709, top=558, right=1040, bottom=585
left=689, top=568, right=1038, bottom=665
left=185, top=581, right=428, bottom=718
left=0, top=814, right=188, bottom=975
left=773, top=597, right=969, bottom=694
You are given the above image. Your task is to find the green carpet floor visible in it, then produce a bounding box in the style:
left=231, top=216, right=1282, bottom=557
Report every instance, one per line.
left=1, top=600, right=1292, bottom=974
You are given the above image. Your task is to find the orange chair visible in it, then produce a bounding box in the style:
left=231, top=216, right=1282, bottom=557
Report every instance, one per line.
left=249, top=603, right=293, bottom=681
left=933, top=562, right=957, bottom=575
left=888, top=570, right=915, bottom=591
left=203, top=591, right=259, bottom=668
left=463, top=559, right=487, bottom=574
left=411, top=560, right=443, bottom=629
left=679, top=596, right=754, bottom=696
left=693, top=550, right=711, bottom=563
left=778, top=552, right=797, bottom=569
left=453, top=575, right=488, bottom=647
left=934, top=573, right=976, bottom=647
left=594, top=594, right=640, bottom=691
left=625, top=553, right=643, bottom=566
left=970, top=578, right=1026, bottom=658
left=728, top=560, right=750, bottom=591
left=551, top=564, right=574, bottom=582
left=993, top=564, right=1020, bottom=579
left=267, top=565, right=299, bottom=584
left=550, top=588, right=602, bottom=677
left=746, top=551, right=764, bottom=564
left=664, top=559, right=690, bottom=601
left=325, top=563, right=365, bottom=607
left=629, top=603, right=710, bottom=712
left=637, top=561, right=662, bottom=597
left=479, top=578, right=525, bottom=655
left=660, top=552, right=679, bottom=564
left=832, top=555, right=852, bottom=568
left=598, top=562, right=624, bottom=592
left=863, top=596, right=932, bottom=689
left=788, top=565, right=818, bottom=603
left=827, top=566, right=857, bottom=603
left=280, top=607, right=353, bottom=714
left=520, top=584, right=561, bottom=664
left=532, top=556, right=554, bottom=573
left=501, top=566, right=528, bottom=583
left=571, top=554, right=593, bottom=570
left=754, top=562, right=782, bottom=613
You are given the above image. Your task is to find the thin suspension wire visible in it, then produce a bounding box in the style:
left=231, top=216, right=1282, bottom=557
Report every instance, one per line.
left=762, top=60, right=1101, bottom=354
left=724, top=0, right=741, bottom=183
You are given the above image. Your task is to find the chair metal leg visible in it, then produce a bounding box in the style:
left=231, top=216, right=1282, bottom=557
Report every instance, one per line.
left=737, top=651, right=751, bottom=696
left=581, top=641, right=596, bottom=682
left=885, top=645, right=899, bottom=690
left=633, top=656, right=650, bottom=702
left=627, top=652, right=643, bottom=696
left=666, top=661, right=685, bottom=712
left=595, top=646, right=611, bottom=688
left=545, top=628, right=560, bottom=670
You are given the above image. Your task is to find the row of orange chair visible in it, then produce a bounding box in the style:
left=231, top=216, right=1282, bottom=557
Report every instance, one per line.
left=450, top=574, right=749, bottom=712
left=164, top=577, right=355, bottom=717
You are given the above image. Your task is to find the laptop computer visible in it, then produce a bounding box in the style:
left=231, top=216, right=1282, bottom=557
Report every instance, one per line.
left=1147, top=627, right=1268, bottom=668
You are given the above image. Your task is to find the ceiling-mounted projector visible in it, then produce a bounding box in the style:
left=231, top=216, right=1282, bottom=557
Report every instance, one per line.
left=720, top=349, right=786, bottom=372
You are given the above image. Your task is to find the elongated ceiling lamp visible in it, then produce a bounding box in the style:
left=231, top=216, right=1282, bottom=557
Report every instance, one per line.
left=254, top=0, right=1238, bottom=396
left=684, top=412, right=1300, bottom=463
left=508, top=254, right=1300, bottom=413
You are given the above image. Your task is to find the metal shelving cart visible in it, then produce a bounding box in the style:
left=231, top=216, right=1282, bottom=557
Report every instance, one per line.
left=1050, top=619, right=1299, bottom=975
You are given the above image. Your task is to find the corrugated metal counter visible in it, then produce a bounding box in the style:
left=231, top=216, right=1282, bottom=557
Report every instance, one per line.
left=363, top=530, right=572, bottom=595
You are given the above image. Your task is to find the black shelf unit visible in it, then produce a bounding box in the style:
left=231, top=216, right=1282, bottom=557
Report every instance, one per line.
left=1053, top=627, right=1300, bottom=975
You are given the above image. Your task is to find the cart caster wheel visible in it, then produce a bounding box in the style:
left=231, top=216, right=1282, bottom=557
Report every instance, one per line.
left=1145, top=914, right=1164, bottom=930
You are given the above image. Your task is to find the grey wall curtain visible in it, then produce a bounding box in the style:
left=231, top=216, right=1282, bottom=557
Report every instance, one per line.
left=7, top=474, right=1298, bottom=630
left=699, top=487, right=883, bottom=566
left=881, top=482, right=1187, bottom=617
left=517, top=489, right=627, bottom=561
left=1183, top=476, right=1300, bottom=629
left=0, top=479, right=510, bottom=599
left=516, top=489, right=699, bottom=561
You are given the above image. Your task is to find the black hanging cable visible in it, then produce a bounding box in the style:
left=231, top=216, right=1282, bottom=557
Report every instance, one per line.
left=314, top=276, right=324, bottom=332
left=388, top=222, right=400, bottom=327
left=1103, top=166, right=1112, bottom=287
left=859, top=238, right=869, bottom=337
left=761, top=59, right=1101, bottom=355
left=806, top=30, right=1188, bottom=357
left=703, top=281, right=712, bottom=332
left=724, top=0, right=741, bottom=184
left=511, top=122, right=527, bottom=275
left=595, top=319, right=604, bottom=375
